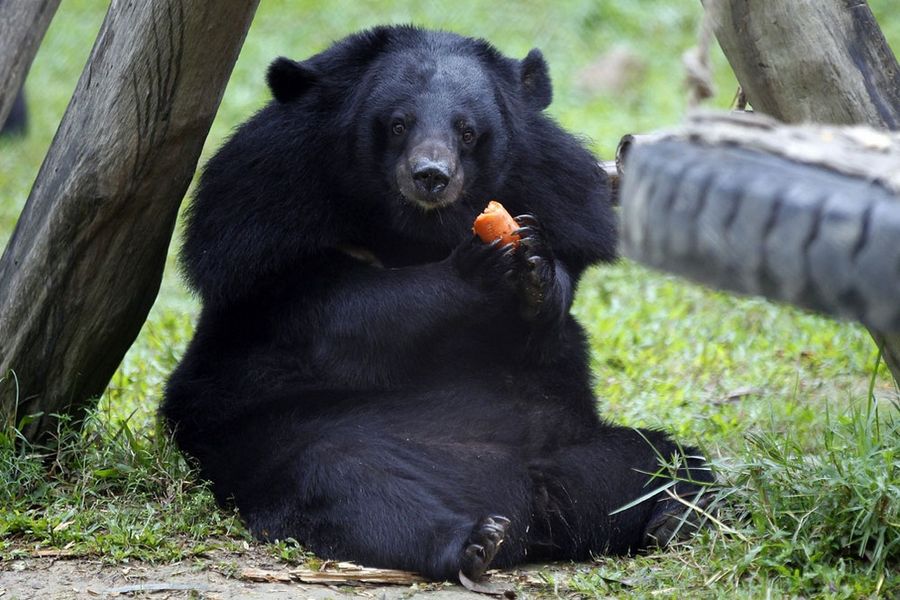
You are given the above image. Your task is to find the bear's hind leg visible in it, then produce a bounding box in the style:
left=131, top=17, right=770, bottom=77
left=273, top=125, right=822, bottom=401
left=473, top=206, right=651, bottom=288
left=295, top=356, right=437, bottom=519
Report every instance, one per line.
left=261, top=429, right=532, bottom=581
left=526, top=427, right=715, bottom=560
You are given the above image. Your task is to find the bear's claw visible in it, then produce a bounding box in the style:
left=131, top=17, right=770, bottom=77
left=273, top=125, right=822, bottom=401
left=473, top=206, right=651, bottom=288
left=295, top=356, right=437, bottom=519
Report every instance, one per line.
left=514, top=215, right=556, bottom=321
left=453, top=235, right=518, bottom=293
left=460, top=515, right=511, bottom=581
left=642, top=491, right=714, bottom=548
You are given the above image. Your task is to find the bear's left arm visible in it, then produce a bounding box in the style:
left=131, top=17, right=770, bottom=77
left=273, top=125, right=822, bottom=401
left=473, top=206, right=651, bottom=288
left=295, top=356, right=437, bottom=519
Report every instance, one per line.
left=511, top=118, right=618, bottom=277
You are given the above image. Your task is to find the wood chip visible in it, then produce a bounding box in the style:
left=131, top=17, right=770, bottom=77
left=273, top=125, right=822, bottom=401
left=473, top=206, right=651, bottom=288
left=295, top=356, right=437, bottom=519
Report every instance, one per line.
left=32, top=549, right=77, bottom=558
left=458, top=571, right=515, bottom=597
left=96, top=582, right=212, bottom=594
left=240, top=562, right=426, bottom=586
left=240, top=568, right=293, bottom=583
left=714, top=386, right=762, bottom=405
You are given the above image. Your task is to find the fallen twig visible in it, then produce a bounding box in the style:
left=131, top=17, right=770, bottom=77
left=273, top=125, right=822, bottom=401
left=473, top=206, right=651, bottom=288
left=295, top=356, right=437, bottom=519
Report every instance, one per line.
left=458, top=570, right=517, bottom=598
left=31, top=549, right=77, bottom=559
left=92, top=582, right=212, bottom=594
left=240, top=562, right=426, bottom=585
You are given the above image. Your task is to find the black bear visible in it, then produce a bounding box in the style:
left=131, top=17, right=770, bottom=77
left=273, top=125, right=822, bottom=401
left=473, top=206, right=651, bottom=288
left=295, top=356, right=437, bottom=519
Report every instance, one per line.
left=163, top=25, right=713, bottom=582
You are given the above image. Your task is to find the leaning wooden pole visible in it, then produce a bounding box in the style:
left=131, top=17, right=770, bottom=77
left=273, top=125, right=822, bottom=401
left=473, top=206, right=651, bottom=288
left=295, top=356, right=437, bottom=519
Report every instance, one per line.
left=703, top=0, right=900, bottom=129
left=0, top=0, right=61, bottom=126
left=0, top=0, right=260, bottom=441
left=703, top=0, right=900, bottom=382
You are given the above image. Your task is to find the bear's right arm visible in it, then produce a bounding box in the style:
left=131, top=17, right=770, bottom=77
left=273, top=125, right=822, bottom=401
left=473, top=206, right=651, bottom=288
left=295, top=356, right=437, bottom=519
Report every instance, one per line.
left=300, top=235, right=577, bottom=387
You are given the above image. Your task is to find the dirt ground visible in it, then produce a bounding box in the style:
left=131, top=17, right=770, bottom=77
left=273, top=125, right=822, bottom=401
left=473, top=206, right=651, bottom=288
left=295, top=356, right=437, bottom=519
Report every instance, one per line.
left=0, top=549, right=582, bottom=599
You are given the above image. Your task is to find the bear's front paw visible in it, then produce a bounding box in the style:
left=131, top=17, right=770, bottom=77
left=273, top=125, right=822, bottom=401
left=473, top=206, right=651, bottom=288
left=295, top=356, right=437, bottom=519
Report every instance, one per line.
left=452, top=234, right=518, bottom=297
left=514, top=214, right=557, bottom=322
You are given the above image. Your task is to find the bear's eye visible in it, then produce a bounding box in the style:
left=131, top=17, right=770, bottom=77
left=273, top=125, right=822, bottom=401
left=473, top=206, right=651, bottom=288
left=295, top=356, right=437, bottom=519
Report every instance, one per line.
left=391, top=121, right=406, bottom=136
left=462, top=129, right=476, bottom=145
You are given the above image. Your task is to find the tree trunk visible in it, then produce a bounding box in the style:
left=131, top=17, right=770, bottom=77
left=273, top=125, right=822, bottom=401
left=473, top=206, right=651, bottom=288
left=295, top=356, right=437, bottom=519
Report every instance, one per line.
left=703, top=0, right=900, bottom=129
left=703, top=0, right=900, bottom=382
left=0, top=0, right=260, bottom=441
left=0, top=0, right=61, bottom=127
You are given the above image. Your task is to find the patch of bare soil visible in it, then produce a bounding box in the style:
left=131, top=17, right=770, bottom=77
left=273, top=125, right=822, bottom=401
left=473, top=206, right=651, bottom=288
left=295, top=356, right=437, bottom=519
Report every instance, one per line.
left=0, top=549, right=582, bottom=599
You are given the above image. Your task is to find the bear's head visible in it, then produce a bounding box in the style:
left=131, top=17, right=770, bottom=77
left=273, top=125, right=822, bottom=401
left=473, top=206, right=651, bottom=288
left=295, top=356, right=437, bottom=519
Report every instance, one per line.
left=266, top=26, right=553, bottom=241
left=183, top=26, right=613, bottom=305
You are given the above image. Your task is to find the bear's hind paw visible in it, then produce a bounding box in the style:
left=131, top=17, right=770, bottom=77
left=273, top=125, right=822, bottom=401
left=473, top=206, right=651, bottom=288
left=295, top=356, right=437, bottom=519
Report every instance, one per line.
left=459, top=514, right=511, bottom=581
left=642, top=491, right=714, bottom=549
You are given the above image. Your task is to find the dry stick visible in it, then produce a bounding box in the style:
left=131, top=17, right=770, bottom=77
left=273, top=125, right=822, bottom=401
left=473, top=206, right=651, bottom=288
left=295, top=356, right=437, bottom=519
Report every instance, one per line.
left=600, top=160, right=619, bottom=205
left=682, top=8, right=716, bottom=109
left=702, top=0, right=900, bottom=383
left=614, top=9, right=716, bottom=195
left=241, top=563, right=426, bottom=585
left=0, top=1, right=61, bottom=126
left=618, top=9, right=728, bottom=194
left=606, top=134, right=667, bottom=205
left=732, top=86, right=748, bottom=111
left=96, top=583, right=212, bottom=595
left=0, top=0, right=260, bottom=440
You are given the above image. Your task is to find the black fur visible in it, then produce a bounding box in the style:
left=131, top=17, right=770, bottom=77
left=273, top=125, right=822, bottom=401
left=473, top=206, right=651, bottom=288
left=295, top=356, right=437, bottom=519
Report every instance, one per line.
left=1, top=88, right=27, bottom=137
left=163, top=26, right=713, bottom=582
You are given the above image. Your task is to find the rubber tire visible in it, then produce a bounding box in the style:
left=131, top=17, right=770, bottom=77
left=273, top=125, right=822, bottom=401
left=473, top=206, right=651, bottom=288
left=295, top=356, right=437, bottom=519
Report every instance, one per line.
left=620, top=139, right=900, bottom=332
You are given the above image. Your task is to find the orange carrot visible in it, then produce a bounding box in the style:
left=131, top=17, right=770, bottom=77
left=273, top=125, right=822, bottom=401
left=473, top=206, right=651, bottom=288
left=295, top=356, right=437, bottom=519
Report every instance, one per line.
left=472, top=201, right=520, bottom=246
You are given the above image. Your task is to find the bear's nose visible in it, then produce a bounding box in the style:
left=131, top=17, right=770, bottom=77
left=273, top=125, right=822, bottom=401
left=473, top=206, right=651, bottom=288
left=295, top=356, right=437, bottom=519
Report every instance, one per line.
left=412, top=162, right=450, bottom=196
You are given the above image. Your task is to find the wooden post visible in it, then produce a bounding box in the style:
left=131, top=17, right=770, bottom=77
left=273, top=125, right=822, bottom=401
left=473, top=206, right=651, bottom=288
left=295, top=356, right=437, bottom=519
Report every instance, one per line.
left=0, top=0, right=61, bottom=127
left=703, top=0, right=900, bottom=382
left=0, top=0, right=260, bottom=441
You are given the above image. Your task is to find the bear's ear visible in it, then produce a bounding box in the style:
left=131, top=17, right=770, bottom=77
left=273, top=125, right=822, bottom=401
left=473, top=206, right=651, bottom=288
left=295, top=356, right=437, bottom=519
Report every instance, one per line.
left=267, top=57, right=318, bottom=103
left=520, top=49, right=552, bottom=111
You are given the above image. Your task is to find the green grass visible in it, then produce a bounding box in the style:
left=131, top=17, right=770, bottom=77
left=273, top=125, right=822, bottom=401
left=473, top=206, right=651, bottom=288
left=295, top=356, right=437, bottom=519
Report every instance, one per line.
left=2, top=0, right=899, bottom=597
